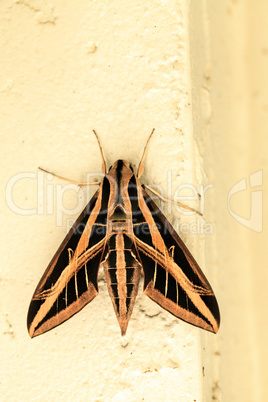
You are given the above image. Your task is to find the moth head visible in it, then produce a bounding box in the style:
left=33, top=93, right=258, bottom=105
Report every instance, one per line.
left=108, top=160, right=134, bottom=173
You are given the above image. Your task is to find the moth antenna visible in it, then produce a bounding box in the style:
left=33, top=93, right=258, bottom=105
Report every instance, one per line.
left=92, top=130, right=107, bottom=174
left=137, top=128, right=155, bottom=179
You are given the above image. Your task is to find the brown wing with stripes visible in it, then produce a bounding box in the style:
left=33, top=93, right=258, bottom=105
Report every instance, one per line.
left=131, top=181, right=220, bottom=334
left=27, top=179, right=110, bottom=338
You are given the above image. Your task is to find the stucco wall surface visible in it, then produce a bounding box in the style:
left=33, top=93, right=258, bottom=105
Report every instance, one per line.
left=2, top=1, right=267, bottom=401
left=1, top=1, right=212, bottom=401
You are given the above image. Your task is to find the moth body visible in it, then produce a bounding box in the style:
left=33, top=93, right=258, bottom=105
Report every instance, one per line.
left=101, top=160, right=141, bottom=335
left=27, top=154, right=220, bottom=338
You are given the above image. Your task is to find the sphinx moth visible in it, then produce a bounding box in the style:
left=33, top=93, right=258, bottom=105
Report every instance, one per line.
left=27, top=131, right=220, bottom=337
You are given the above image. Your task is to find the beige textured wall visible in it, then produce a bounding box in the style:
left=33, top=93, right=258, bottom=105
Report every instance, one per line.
left=1, top=1, right=210, bottom=401
left=1, top=1, right=267, bottom=401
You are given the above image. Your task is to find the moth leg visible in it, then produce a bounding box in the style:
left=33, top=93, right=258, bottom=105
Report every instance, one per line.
left=38, top=167, right=101, bottom=187
left=143, top=184, right=202, bottom=216
left=92, top=130, right=106, bottom=174
left=38, top=130, right=106, bottom=186
left=137, top=128, right=155, bottom=179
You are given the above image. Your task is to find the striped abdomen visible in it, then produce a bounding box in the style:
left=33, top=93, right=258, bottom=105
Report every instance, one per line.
left=103, top=232, right=141, bottom=335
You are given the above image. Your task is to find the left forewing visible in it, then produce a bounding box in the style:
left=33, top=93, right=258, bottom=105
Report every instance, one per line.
left=27, top=186, right=108, bottom=337
left=133, top=185, right=220, bottom=334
